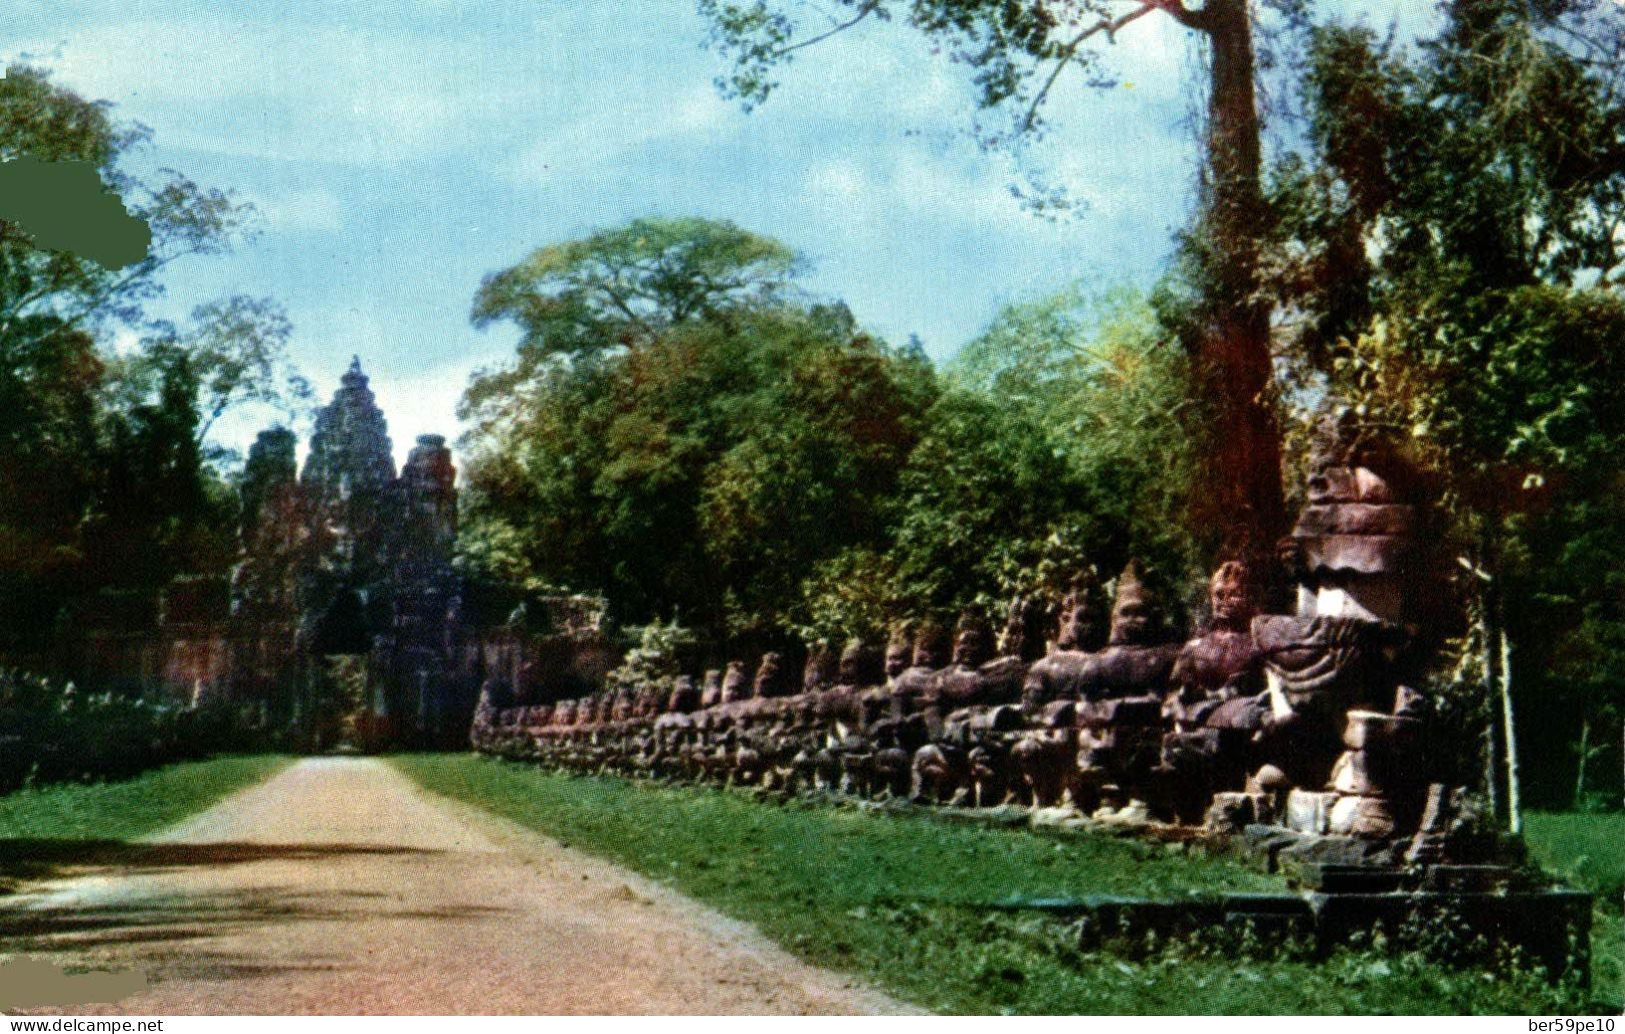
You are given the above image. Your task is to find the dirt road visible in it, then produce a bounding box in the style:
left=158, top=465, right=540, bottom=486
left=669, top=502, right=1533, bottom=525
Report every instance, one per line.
left=0, top=757, right=910, bottom=1015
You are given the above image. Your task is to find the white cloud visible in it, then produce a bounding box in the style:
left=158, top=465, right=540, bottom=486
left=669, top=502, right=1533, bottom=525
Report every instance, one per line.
left=805, top=158, right=869, bottom=202
left=370, top=363, right=472, bottom=468
left=503, top=82, right=740, bottom=185
left=8, top=16, right=545, bottom=166
left=247, top=187, right=345, bottom=234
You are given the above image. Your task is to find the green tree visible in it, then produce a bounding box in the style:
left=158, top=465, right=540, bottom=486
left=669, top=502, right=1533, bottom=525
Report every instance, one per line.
left=0, top=67, right=256, bottom=357
left=462, top=220, right=935, bottom=646
left=470, top=215, right=797, bottom=360
left=86, top=346, right=239, bottom=595
left=699, top=309, right=935, bottom=637
left=701, top=0, right=1297, bottom=553
left=106, top=294, right=310, bottom=451
left=0, top=66, right=271, bottom=655
left=883, top=387, right=1087, bottom=615
left=950, top=283, right=1208, bottom=578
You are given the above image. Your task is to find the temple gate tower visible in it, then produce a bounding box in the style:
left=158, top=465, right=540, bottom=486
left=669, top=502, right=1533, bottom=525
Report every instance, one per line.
left=222, top=358, right=470, bottom=746
left=298, top=356, right=399, bottom=656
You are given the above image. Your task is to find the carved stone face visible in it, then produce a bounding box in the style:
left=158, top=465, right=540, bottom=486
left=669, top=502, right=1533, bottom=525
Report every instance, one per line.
left=1056, top=595, right=1103, bottom=652
left=838, top=638, right=877, bottom=686
left=999, top=598, right=1028, bottom=658
left=754, top=651, right=785, bottom=697
left=722, top=661, right=751, bottom=703
left=998, top=596, right=1047, bottom=661
left=838, top=640, right=864, bottom=684
left=1108, top=596, right=1157, bottom=647
left=699, top=669, right=723, bottom=709
left=802, top=641, right=836, bottom=692
left=912, top=629, right=949, bottom=670
left=667, top=675, right=697, bottom=714
left=884, top=641, right=911, bottom=679
left=1209, top=562, right=1258, bottom=631
left=952, top=627, right=992, bottom=668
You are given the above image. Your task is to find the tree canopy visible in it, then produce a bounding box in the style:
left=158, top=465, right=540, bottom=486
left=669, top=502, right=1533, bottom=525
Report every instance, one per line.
left=702, top=0, right=1296, bottom=555
left=0, top=66, right=300, bottom=654
left=470, top=216, right=799, bottom=360
left=1264, top=0, right=1625, bottom=809
left=461, top=220, right=934, bottom=645
left=462, top=218, right=1204, bottom=652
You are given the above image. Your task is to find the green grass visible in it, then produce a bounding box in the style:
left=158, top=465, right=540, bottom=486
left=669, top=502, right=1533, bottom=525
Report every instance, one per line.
left=1524, top=810, right=1624, bottom=1007
left=1524, top=811, right=1624, bottom=906
left=0, top=754, right=291, bottom=889
left=394, top=753, right=1597, bottom=1015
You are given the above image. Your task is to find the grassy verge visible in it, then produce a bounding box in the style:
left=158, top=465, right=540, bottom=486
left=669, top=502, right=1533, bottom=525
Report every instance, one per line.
left=1524, top=811, right=1624, bottom=1007
left=0, top=754, right=291, bottom=889
left=1524, top=811, right=1623, bottom=906
left=394, top=753, right=1596, bottom=1015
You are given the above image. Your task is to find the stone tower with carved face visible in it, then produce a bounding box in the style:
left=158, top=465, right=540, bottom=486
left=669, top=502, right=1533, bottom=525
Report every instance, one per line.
left=229, top=358, right=467, bottom=745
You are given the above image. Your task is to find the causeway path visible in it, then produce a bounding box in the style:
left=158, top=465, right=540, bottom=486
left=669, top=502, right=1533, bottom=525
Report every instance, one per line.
left=0, top=757, right=910, bottom=1015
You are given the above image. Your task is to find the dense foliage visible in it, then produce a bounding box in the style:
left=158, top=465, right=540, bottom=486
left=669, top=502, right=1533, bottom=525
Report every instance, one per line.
left=459, top=218, right=1212, bottom=650
left=703, top=0, right=1294, bottom=558
left=460, top=230, right=937, bottom=643
left=0, top=68, right=304, bottom=785
left=1264, top=0, right=1625, bottom=810
left=0, top=67, right=303, bottom=661
left=0, top=669, right=261, bottom=792
left=463, top=0, right=1625, bottom=812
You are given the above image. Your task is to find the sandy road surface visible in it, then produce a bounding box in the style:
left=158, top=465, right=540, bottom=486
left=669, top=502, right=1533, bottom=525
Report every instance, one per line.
left=0, top=757, right=911, bottom=1015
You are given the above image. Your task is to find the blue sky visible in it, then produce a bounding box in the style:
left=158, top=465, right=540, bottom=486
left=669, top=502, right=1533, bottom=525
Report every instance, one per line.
left=8, top=1, right=1423, bottom=465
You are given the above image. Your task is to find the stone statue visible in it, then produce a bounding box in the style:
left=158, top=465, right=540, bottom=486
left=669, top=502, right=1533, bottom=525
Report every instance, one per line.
left=1020, top=579, right=1107, bottom=713
left=720, top=661, right=752, bottom=705
left=864, top=623, right=946, bottom=796
left=751, top=650, right=794, bottom=701
left=913, top=604, right=1032, bottom=806
left=801, top=639, right=838, bottom=695
left=666, top=674, right=702, bottom=715
left=1250, top=422, right=1422, bottom=793
left=699, top=668, right=724, bottom=710
left=1015, top=562, right=1180, bottom=812
left=1158, top=561, right=1267, bottom=821
left=819, top=637, right=882, bottom=793
left=1009, top=583, right=1103, bottom=807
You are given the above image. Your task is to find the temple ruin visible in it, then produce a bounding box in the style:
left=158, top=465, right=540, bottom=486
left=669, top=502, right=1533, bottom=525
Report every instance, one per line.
left=61, top=358, right=612, bottom=749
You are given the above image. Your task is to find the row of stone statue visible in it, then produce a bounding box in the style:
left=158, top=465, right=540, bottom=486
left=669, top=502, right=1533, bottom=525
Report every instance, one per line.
left=473, top=559, right=1424, bottom=837
left=474, top=432, right=1459, bottom=843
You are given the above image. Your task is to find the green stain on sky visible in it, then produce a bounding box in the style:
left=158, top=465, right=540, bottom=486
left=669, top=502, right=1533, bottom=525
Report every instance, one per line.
left=0, top=156, right=152, bottom=270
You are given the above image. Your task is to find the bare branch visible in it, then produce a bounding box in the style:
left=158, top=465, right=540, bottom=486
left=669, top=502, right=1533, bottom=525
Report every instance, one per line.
left=775, top=0, right=882, bottom=57
left=1020, top=2, right=1160, bottom=133
left=1144, top=0, right=1208, bottom=32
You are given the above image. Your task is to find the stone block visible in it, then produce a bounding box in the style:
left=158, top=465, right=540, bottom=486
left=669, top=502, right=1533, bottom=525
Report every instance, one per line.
left=1327, top=794, right=1396, bottom=838
left=1204, top=792, right=1255, bottom=834
left=1289, top=862, right=1408, bottom=893
left=1277, top=834, right=1403, bottom=875
left=1285, top=789, right=1340, bottom=834
left=1294, top=503, right=1416, bottom=536
left=1248, top=791, right=1278, bottom=826
left=1078, top=696, right=1162, bottom=727
left=1419, top=864, right=1531, bottom=894
left=1329, top=750, right=1376, bottom=794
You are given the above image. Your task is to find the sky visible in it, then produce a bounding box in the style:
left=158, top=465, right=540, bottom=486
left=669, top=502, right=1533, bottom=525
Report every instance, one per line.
left=7, top=1, right=1428, bottom=467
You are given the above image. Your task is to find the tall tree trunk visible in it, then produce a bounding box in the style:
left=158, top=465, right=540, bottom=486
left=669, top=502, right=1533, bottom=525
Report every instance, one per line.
left=1193, top=0, right=1286, bottom=556
left=1573, top=716, right=1590, bottom=811
left=1498, top=617, right=1522, bottom=835
left=1476, top=581, right=1501, bottom=821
